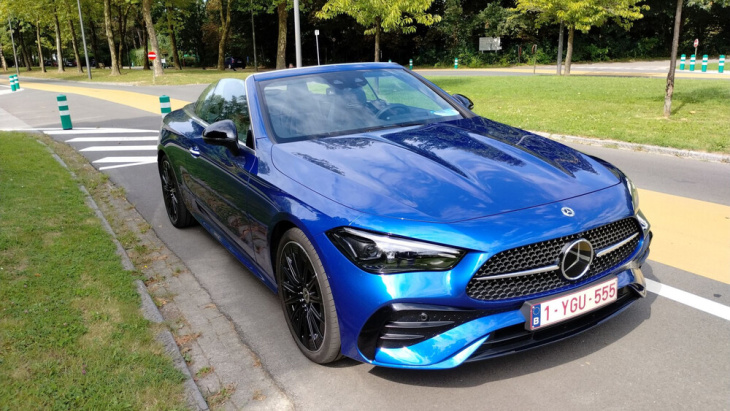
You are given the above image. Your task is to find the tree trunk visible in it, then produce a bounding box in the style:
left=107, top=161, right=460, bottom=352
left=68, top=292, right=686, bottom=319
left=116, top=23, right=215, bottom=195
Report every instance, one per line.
left=36, top=22, right=46, bottom=73
left=67, top=18, right=84, bottom=73
left=374, top=18, right=381, bottom=62
left=142, top=0, right=164, bottom=75
left=89, top=18, right=101, bottom=67
left=166, top=2, right=182, bottom=70
left=276, top=1, right=287, bottom=69
left=18, top=29, right=32, bottom=71
left=0, top=41, right=7, bottom=72
left=664, top=0, right=684, bottom=118
left=216, top=0, right=232, bottom=70
left=54, top=12, right=65, bottom=73
left=565, top=25, right=574, bottom=76
left=142, top=19, right=150, bottom=70
left=117, top=4, right=130, bottom=71
left=103, top=0, right=121, bottom=75
left=556, top=20, right=564, bottom=75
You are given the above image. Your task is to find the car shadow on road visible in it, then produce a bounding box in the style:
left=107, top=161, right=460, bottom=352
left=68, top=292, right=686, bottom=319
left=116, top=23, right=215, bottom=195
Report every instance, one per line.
left=367, top=264, right=658, bottom=386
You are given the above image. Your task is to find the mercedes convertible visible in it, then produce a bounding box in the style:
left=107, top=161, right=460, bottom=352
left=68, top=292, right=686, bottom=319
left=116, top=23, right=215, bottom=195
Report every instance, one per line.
left=157, top=63, right=652, bottom=369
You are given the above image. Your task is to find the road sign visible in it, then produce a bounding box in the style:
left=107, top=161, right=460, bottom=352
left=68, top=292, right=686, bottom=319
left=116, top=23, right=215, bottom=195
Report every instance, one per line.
left=693, top=39, right=699, bottom=48
left=148, top=51, right=157, bottom=60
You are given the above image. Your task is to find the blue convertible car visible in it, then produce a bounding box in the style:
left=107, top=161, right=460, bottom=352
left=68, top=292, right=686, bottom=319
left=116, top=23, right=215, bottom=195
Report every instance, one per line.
left=157, top=63, right=652, bottom=369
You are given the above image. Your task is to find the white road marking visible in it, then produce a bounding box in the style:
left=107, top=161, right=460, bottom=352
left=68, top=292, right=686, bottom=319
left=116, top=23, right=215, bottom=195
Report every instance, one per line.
left=93, top=156, right=157, bottom=163
left=67, top=136, right=158, bottom=142
left=646, top=279, right=730, bottom=321
left=80, top=145, right=157, bottom=152
left=98, top=161, right=157, bottom=171
left=44, top=128, right=157, bottom=135
left=92, top=156, right=157, bottom=171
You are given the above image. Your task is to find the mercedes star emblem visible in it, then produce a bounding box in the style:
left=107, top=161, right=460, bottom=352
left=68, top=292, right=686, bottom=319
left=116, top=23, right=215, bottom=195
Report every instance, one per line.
left=561, top=207, right=575, bottom=217
left=560, top=239, right=594, bottom=281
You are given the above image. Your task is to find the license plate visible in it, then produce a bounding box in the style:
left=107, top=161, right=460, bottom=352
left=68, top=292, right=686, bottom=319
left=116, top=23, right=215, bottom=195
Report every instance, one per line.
left=524, top=277, right=618, bottom=330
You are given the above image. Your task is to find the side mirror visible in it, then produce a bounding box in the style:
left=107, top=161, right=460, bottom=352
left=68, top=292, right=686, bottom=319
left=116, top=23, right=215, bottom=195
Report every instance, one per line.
left=452, top=94, right=474, bottom=110
left=203, top=120, right=239, bottom=154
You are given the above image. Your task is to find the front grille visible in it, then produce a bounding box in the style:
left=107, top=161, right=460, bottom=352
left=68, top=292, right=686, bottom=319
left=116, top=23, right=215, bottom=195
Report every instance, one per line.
left=466, top=286, right=639, bottom=362
left=466, top=218, right=641, bottom=301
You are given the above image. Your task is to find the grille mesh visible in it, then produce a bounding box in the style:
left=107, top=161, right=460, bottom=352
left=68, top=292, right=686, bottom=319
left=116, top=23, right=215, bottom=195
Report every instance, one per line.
left=466, top=218, right=641, bottom=301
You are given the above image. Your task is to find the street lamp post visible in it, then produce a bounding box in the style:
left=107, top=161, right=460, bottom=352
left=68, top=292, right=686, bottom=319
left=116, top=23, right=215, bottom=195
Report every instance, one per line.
left=294, top=0, right=302, bottom=67
left=7, top=18, right=20, bottom=76
left=315, top=30, right=320, bottom=65
left=76, top=0, right=92, bottom=79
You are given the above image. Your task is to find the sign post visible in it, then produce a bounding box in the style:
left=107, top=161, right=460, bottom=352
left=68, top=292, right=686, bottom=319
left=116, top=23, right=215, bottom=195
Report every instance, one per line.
left=148, top=51, right=157, bottom=84
left=693, top=39, right=699, bottom=57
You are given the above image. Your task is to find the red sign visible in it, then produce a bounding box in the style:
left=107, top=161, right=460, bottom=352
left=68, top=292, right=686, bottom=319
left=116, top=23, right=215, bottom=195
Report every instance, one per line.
left=694, top=39, right=699, bottom=48
left=148, top=51, right=157, bottom=60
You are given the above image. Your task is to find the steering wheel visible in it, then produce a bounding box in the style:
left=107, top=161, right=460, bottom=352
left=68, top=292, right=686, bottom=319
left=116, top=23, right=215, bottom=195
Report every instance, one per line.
left=375, top=104, right=410, bottom=120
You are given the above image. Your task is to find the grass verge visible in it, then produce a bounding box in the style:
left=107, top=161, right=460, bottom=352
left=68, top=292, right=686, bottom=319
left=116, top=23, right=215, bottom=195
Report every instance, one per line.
left=431, top=76, right=730, bottom=153
left=0, top=132, right=187, bottom=409
left=13, top=67, right=253, bottom=86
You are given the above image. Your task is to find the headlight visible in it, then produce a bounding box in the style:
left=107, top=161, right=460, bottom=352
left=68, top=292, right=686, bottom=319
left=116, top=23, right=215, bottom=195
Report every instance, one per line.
left=625, top=175, right=639, bottom=212
left=327, top=227, right=466, bottom=274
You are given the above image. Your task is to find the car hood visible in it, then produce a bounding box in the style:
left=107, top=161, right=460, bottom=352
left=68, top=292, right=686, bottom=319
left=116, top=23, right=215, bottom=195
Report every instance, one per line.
left=271, top=117, right=620, bottom=223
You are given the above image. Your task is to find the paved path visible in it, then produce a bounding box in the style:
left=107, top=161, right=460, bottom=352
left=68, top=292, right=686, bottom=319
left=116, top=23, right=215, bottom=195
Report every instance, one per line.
left=2, top=76, right=729, bottom=410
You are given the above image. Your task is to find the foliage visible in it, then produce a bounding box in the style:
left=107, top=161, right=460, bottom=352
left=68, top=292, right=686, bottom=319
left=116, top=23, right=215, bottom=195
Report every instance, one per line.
left=317, top=0, right=441, bottom=36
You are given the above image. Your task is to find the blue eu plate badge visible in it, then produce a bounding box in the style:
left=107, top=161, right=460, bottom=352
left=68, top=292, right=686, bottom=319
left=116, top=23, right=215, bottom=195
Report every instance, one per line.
left=532, top=304, right=541, bottom=328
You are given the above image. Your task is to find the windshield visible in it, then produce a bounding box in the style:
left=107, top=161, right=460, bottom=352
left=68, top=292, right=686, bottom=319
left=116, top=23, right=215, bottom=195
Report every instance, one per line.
left=258, top=68, right=463, bottom=142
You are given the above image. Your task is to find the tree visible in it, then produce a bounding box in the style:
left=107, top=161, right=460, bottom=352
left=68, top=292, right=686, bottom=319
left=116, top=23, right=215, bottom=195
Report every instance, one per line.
left=317, top=0, right=441, bottom=62
left=53, top=11, right=65, bottom=73
left=516, top=0, right=646, bottom=75
left=664, top=0, right=729, bottom=118
left=103, top=0, right=121, bottom=75
left=142, top=0, right=164, bottom=75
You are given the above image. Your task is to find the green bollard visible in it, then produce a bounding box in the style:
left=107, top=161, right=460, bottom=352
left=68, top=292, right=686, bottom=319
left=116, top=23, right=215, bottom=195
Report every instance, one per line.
left=720, top=55, right=725, bottom=74
left=15, top=75, right=20, bottom=90
left=690, top=54, right=696, bottom=71
left=57, top=95, right=73, bottom=130
left=454, top=58, right=458, bottom=69
left=409, top=59, right=413, bottom=70
left=680, top=54, right=686, bottom=70
left=701, top=55, right=708, bottom=72
left=10, top=75, right=17, bottom=91
left=159, top=95, right=171, bottom=117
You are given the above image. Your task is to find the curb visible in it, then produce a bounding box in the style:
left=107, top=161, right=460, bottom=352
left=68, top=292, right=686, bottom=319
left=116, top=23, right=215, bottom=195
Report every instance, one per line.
left=532, top=131, right=730, bottom=164
left=41, top=141, right=209, bottom=411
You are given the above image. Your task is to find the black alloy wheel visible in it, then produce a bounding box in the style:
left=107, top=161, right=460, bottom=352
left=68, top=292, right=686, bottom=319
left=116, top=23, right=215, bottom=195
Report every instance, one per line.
left=159, top=155, right=195, bottom=228
left=276, top=228, right=341, bottom=364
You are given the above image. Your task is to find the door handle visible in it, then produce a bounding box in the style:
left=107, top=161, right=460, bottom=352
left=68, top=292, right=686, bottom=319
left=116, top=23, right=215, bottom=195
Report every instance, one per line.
left=189, top=146, right=200, bottom=157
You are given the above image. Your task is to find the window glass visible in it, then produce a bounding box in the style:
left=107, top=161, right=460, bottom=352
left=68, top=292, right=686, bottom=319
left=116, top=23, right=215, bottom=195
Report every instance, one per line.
left=195, top=82, right=217, bottom=120
left=215, top=79, right=250, bottom=142
left=258, top=68, right=461, bottom=142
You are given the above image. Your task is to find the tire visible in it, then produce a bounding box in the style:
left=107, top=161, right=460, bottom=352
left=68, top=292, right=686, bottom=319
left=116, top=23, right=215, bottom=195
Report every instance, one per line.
left=159, top=155, right=196, bottom=228
left=276, top=228, right=342, bottom=364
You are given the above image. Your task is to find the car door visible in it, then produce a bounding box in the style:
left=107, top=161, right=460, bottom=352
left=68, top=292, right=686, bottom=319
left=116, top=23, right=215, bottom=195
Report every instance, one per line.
left=189, top=79, right=258, bottom=266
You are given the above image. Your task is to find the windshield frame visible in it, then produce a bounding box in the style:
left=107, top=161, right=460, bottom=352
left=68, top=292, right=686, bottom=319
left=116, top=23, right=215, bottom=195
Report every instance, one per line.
left=255, top=67, right=475, bottom=144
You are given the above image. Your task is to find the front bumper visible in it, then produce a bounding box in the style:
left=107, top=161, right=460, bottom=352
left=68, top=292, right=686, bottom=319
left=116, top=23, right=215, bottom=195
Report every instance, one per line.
left=357, top=266, right=647, bottom=369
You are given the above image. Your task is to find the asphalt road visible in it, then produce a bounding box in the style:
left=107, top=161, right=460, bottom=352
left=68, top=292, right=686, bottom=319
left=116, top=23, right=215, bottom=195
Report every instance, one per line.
left=2, top=78, right=729, bottom=410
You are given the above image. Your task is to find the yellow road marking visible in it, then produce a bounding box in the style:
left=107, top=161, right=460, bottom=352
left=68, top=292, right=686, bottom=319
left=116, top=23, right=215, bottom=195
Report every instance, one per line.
left=640, top=189, right=730, bottom=284
left=18, top=82, right=190, bottom=114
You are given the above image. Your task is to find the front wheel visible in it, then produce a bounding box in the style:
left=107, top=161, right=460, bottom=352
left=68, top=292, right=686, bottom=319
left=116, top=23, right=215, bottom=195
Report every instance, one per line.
left=159, top=155, right=196, bottom=228
left=276, top=228, right=341, bottom=364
